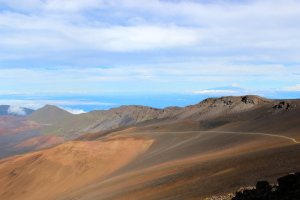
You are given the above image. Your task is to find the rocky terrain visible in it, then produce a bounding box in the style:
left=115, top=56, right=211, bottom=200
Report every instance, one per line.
left=231, top=172, right=300, bottom=200
left=205, top=172, right=300, bottom=200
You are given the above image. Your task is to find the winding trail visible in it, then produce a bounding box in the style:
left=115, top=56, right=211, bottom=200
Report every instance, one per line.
left=208, top=131, right=300, bottom=144
left=149, top=130, right=300, bottom=144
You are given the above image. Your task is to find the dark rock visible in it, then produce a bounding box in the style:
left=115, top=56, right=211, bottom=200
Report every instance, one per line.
left=273, top=101, right=294, bottom=111
left=256, top=181, right=270, bottom=190
left=277, top=172, right=300, bottom=192
left=231, top=172, right=300, bottom=200
left=242, top=96, right=255, bottom=104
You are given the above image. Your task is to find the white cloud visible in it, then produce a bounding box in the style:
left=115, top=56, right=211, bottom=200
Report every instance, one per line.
left=0, top=99, right=116, bottom=110
left=281, top=84, right=300, bottom=91
left=1, top=0, right=300, bottom=54
left=59, top=107, right=86, bottom=114
left=0, top=65, right=299, bottom=94
left=0, top=0, right=300, bottom=95
left=0, top=15, right=201, bottom=52
left=7, top=105, right=26, bottom=116
left=194, top=90, right=237, bottom=94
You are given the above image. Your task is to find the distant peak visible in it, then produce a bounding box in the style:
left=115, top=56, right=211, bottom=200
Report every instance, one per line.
left=43, top=104, right=59, bottom=108
left=31, top=105, right=72, bottom=115
left=42, top=105, right=65, bottom=110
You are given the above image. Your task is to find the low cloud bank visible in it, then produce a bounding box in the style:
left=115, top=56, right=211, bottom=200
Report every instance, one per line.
left=194, top=90, right=237, bottom=94
left=8, top=105, right=26, bottom=116
left=60, top=107, right=86, bottom=114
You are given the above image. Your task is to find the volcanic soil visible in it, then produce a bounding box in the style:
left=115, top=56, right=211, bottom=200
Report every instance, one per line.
left=0, top=137, right=154, bottom=200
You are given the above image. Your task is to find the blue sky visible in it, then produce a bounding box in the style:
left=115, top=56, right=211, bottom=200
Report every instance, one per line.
left=0, top=0, right=300, bottom=113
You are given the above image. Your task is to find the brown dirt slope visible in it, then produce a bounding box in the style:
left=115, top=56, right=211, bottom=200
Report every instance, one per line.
left=0, top=137, right=154, bottom=200
left=14, top=134, right=64, bottom=150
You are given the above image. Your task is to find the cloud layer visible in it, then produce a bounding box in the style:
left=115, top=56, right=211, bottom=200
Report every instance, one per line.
left=1, top=0, right=300, bottom=55
left=0, top=99, right=115, bottom=110
left=0, top=0, right=299, bottom=98
left=8, top=105, right=26, bottom=116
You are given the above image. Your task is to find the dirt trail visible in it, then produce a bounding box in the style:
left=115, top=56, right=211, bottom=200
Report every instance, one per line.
left=146, top=130, right=300, bottom=144
left=205, top=131, right=300, bottom=144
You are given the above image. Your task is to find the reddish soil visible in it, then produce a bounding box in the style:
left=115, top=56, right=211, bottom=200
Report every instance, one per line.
left=0, top=128, right=11, bottom=136
left=0, top=137, right=154, bottom=200
left=14, top=135, right=64, bottom=150
left=0, top=116, right=43, bottom=135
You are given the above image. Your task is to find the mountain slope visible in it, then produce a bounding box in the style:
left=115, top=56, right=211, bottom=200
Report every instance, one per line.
left=14, top=134, right=64, bottom=151
left=25, top=95, right=297, bottom=140
left=26, top=104, right=183, bottom=137
left=0, top=137, right=154, bottom=200
left=26, top=105, right=72, bottom=125
left=0, top=115, right=44, bottom=159
left=174, top=95, right=272, bottom=121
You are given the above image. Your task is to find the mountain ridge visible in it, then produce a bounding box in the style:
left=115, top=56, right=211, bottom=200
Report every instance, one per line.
left=26, top=103, right=184, bottom=137
left=25, top=95, right=297, bottom=137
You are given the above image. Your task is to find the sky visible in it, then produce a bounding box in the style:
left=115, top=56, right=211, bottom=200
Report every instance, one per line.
left=0, top=0, right=300, bottom=113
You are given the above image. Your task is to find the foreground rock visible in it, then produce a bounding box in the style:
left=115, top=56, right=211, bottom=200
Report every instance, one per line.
left=232, top=172, right=300, bottom=200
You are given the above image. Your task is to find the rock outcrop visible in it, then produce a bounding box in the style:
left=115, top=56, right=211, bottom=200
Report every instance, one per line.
left=273, top=101, right=296, bottom=111
left=232, top=172, right=300, bottom=200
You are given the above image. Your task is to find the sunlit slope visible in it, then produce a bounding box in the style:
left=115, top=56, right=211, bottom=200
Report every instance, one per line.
left=0, top=137, right=154, bottom=200
left=14, top=134, right=64, bottom=150
left=59, top=128, right=300, bottom=200
left=0, top=115, right=42, bottom=135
